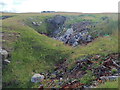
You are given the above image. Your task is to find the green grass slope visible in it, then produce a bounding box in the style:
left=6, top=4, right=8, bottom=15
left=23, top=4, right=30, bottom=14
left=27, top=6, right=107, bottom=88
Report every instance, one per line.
left=2, top=14, right=72, bottom=88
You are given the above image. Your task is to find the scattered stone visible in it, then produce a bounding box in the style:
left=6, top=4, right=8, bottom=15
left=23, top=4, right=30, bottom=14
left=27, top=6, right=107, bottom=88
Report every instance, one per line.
left=3, top=59, right=10, bottom=65
left=32, top=22, right=42, bottom=26
left=65, top=28, right=73, bottom=35
left=32, top=22, right=36, bottom=25
left=31, top=74, right=44, bottom=83
left=38, top=84, right=44, bottom=89
left=0, top=48, right=8, bottom=59
left=33, top=53, right=119, bottom=88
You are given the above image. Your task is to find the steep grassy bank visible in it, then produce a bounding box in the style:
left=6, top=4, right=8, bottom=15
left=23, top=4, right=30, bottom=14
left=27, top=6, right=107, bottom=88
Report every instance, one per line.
left=2, top=15, right=72, bottom=88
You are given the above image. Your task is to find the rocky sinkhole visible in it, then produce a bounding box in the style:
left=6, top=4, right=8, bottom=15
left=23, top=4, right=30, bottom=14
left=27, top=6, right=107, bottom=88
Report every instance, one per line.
left=28, top=15, right=110, bottom=47
left=46, top=15, right=95, bottom=47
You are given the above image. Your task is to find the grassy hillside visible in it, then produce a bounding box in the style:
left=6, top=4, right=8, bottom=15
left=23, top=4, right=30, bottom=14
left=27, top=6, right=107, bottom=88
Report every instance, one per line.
left=2, top=14, right=72, bottom=88
left=2, top=12, right=119, bottom=88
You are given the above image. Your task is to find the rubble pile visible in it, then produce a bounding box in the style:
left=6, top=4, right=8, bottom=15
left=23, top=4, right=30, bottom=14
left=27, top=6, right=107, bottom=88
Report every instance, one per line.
left=35, top=53, right=120, bottom=88
left=46, top=15, right=101, bottom=46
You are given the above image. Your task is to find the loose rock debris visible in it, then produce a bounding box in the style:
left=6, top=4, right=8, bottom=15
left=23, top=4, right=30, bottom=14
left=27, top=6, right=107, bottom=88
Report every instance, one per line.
left=36, top=53, right=120, bottom=88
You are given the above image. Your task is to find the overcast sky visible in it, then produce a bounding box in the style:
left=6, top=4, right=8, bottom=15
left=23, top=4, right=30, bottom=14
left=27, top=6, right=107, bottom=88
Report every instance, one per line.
left=0, top=0, right=119, bottom=13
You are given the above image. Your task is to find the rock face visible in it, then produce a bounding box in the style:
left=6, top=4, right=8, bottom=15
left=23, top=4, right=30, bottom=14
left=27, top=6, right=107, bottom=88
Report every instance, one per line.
left=47, top=15, right=66, bottom=28
left=47, top=15, right=66, bottom=36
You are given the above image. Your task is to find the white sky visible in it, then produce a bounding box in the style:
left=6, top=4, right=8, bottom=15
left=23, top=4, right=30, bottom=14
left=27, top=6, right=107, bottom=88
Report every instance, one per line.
left=0, top=0, right=119, bottom=13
